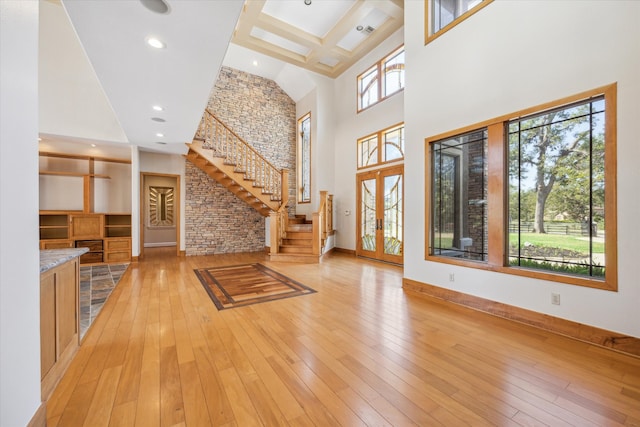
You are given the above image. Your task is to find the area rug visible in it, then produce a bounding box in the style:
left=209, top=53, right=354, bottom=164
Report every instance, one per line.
left=194, top=263, right=316, bottom=310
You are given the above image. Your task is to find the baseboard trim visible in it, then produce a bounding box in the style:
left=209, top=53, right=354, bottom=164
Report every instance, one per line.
left=27, top=402, right=46, bottom=427
left=333, top=247, right=356, bottom=256
left=403, top=278, right=640, bottom=359
left=143, top=242, right=177, bottom=248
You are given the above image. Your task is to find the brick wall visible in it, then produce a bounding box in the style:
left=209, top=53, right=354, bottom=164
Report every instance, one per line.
left=207, top=66, right=296, bottom=207
left=185, top=162, right=264, bottom=255
left=184, top=67, right=295, bottom=255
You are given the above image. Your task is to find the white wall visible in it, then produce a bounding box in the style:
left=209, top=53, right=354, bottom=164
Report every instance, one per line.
left=404, top=0, right=640, bottom=337
left=332, top=28, right=405, bottom=250
left=139, top=151, right=186, bottom=252
left=0, top=1, right=42, bottom=425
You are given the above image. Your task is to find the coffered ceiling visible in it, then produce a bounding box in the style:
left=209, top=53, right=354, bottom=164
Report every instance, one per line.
left=233, top=0, right=404, bottom=78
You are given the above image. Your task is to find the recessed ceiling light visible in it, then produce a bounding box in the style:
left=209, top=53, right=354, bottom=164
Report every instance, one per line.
left=146, top=37, right=166, bottom=49
left=91, top=144, right=97, bottom=147
left=356, top=25, right=364, bottom=32
left=156, top=133, right=164, bottom=137
left=156, top=141, right=167, bottom=145
left=151, top=117, right=166, bottom=122
left=152, top=105, right=163, bottom=111
left=252, top=60, right=258, bottom=67
left=304, top=0, right=312, bottom=5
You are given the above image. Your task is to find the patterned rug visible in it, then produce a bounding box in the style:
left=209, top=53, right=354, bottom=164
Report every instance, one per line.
left=194, top=263, right=316, bottom=310
left=79, top=263, right=129, bottom=339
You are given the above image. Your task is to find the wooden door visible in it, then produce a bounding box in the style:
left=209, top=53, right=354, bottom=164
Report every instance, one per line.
left=356, top=165, right=404, bottom=264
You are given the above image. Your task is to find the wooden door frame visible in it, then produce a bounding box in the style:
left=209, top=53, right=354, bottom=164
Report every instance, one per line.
left=139, top=172, right=181, bottom=258
left=356, top=164, right=404, bottom=265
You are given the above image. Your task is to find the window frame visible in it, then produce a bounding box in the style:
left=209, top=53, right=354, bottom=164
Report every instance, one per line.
left=357, top=45, right=405, bottom=113
left=425, top=84, right=617, bottom=291
left=357, top=122, right=405, bottom=170
left=424, top=0, right=494, bottom=45
left=297, top=112, right=312, bottom=204
left=431, top=128, right=489, bottom=262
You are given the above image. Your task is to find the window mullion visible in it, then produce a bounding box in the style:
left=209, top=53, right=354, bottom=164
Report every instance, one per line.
left=487, top=122, right=505, bottom=266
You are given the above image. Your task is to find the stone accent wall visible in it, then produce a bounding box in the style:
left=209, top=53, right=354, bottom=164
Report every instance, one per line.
left=184, top=67, right=295, bottom=255
left=185, top=162, right=264, bottom=255
left=207, top=66, right=296, bottom=209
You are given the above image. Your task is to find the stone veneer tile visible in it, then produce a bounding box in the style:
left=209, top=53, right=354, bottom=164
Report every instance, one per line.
left=185, top=67, right=297, bottom=255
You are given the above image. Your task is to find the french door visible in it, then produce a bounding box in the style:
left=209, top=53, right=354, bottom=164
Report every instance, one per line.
left=356, top=165, right=403, bottom=264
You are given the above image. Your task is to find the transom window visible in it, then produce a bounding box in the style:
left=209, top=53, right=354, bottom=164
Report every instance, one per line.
left=358, top=123, right=404, bottom=169
left=425, top=84, right=617, bottom=291
left=357, top=46, right=404, bottom=112
left=425, top=0, right=493, bottom=44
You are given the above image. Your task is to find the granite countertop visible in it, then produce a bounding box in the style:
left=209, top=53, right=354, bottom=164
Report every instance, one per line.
left=40, top=248, right=89, bottom=273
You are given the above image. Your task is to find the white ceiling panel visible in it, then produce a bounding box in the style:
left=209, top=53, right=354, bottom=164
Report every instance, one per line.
left=261, top=0, right=356, bottom=38
left=62, top=0, right=244, bottom=154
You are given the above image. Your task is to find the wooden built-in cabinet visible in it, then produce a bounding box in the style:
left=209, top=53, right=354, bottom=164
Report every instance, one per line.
left=40, top=257, right=80, bottom=400
left=39, top=212, right=132, bottom=263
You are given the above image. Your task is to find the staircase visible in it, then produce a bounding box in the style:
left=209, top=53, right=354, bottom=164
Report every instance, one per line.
left=186, top=110, right=288, bottom=217
left=269, top=216, right=318, bottom=263
left=186, top=109, right=333, bottom=263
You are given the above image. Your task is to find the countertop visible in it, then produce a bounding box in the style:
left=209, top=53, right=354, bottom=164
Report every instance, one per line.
left=40, top=248, right=89, bottom=273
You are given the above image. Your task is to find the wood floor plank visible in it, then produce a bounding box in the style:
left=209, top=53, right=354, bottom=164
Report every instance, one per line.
left=159, top=346, right=185, bottom=427
left=44, top=249, right=640, bottom=427
left=82, top=365, right=122, bottom=427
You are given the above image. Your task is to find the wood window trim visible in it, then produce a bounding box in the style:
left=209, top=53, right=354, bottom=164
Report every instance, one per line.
left=425, top=83, right=618, bottom=291
left=297, top=112, right=312, bottom=204
left=424, top=0, right=494, bottom=45
left=357, top=122, right=405, bottom=170
left=356, top=45, right=405, bottom=113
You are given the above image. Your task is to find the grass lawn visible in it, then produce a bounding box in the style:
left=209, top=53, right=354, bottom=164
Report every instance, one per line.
left=510, top=233, right=604, bottom=254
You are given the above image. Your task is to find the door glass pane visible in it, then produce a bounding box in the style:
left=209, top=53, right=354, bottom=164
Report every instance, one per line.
left=383, top=174, right=403, bottom=255
left=361, top=178, right=376, bottom=251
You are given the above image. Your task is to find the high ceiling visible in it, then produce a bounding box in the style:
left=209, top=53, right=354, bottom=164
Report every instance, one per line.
left=39, top=0, right=404, bottom=155
left=233, top=0, right=404, bottom=78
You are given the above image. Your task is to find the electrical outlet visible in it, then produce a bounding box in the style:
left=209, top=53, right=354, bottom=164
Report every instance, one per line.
left=449, top=273, right=455, bottom=282
left=551, top=293, right=561, bottom=305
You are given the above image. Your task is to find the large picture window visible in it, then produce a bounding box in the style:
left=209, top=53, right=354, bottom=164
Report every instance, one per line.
left=425, top=84, right=617, bottom=291
left=357, top=46, right=404, bottom=112
left=425, top=0, right=493, bottom=44
left=298, top=112, right=311, bottom=203
left=431, top=129, right=487, bottom=261
left=509, top=97, right=606, bottom=278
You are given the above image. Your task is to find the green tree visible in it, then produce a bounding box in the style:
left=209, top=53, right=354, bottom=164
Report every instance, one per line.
left=510, top=103, right=594, bottom=233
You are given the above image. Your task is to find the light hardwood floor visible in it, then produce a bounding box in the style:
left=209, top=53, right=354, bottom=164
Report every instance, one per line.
left=47, top=248, right=640, bottom=426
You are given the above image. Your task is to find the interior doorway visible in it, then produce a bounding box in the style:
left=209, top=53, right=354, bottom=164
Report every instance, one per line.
left=356, top=165, right=404, bottom=264
left=140, top=173, right=180, bottom=259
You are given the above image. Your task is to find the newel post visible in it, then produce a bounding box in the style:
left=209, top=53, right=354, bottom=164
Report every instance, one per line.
left=269, top=211, right=279, bottom=255
left=280, top=169, right=289, bottom=208
left=312, top=212, right=322, bottom=256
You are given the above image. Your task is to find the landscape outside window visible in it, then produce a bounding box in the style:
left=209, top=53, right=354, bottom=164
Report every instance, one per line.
left=508, top=97, right=606, bottom=279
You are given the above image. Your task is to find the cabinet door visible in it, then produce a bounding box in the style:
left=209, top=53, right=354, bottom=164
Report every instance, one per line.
left=40, top=272, right=56, bottom=379
left=70, top=214, right=103, bottom=239
left=56, top=259, right=78, bottom=359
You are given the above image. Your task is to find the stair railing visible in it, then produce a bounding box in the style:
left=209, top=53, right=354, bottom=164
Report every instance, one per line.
left=195, top=109, right=287, bottom=203
left=312, top=191, right=333, bottom=255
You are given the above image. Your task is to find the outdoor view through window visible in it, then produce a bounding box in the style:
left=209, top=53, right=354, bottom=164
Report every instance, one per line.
left=508, top=97, right=606, bottom=279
